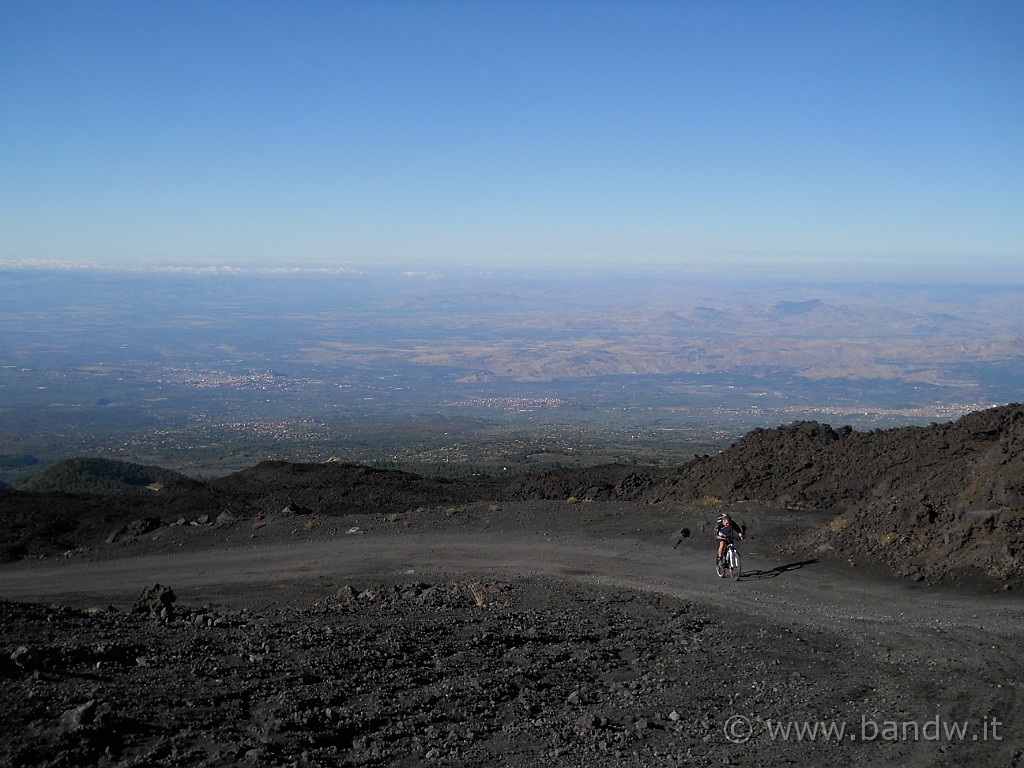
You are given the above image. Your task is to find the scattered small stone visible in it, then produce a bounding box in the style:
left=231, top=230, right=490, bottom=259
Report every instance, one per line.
left=59, top=700, right=96, bottom=733
left=105, top=518, right=160, bottom=544
left=132, top=584, right=176, bottom=622
left=11, top=645, right=43, bottom=671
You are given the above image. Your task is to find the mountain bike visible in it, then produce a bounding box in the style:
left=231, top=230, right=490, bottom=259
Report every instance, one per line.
left=716, top=539, right=741, bottom=580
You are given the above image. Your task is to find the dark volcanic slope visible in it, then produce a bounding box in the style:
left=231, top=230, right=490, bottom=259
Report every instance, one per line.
left=657, top=403, right=1024, bottom=512
left=209, top=461, right=501, bottom=516
left=495, top=404, right=1023, bottom=586
left=655, top=403, right=1024, bottom=587
left=0, top=481, right=225, bottom=563
left=492, top=404, right=1024, bottom=514
left=7, top=573, right=1020, bottom=768
left=2, top=405, right=1021, bottom=585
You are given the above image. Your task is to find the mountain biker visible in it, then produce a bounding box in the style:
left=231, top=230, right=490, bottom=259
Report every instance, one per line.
left=715, top=512, right=745, bottom=566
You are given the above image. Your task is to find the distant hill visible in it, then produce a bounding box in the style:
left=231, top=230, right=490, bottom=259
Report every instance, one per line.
left=16, top=458, right=192, bottom=496
left=210, top=460, right=493, bottom=516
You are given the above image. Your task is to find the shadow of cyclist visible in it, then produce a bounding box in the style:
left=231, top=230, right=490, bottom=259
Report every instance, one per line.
left=740, top=559, right=818, bottom=580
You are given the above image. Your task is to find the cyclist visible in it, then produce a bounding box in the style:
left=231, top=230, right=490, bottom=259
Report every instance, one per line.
left=715, top=512, right=745, bottom=567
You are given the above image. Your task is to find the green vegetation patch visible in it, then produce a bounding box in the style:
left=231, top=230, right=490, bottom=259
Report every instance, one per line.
left=16, top=457, right=190, bottom=496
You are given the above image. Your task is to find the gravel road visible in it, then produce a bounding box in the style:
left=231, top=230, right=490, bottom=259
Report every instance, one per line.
left=2, top=501, right=1021, bottom=767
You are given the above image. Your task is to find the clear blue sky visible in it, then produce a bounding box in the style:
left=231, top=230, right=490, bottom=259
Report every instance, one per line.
left=1, top=0, right=1021, bottom=273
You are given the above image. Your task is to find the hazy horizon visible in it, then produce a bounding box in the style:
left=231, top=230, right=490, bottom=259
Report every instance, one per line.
left=3, top=256, right=1023, bottom=287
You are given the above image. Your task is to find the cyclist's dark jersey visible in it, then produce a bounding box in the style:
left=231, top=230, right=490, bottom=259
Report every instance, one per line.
left=714, top=519, right=742, bottom=541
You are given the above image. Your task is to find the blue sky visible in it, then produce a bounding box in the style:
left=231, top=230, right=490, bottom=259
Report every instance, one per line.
left=1, top=0, right=1021, bottom=274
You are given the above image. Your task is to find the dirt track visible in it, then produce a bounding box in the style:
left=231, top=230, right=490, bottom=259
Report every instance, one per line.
left=2, top=501, right=1022, bottom=767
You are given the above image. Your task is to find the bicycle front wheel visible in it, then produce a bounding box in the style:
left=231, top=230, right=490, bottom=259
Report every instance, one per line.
left=729, top=550, right=741, bottom=580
